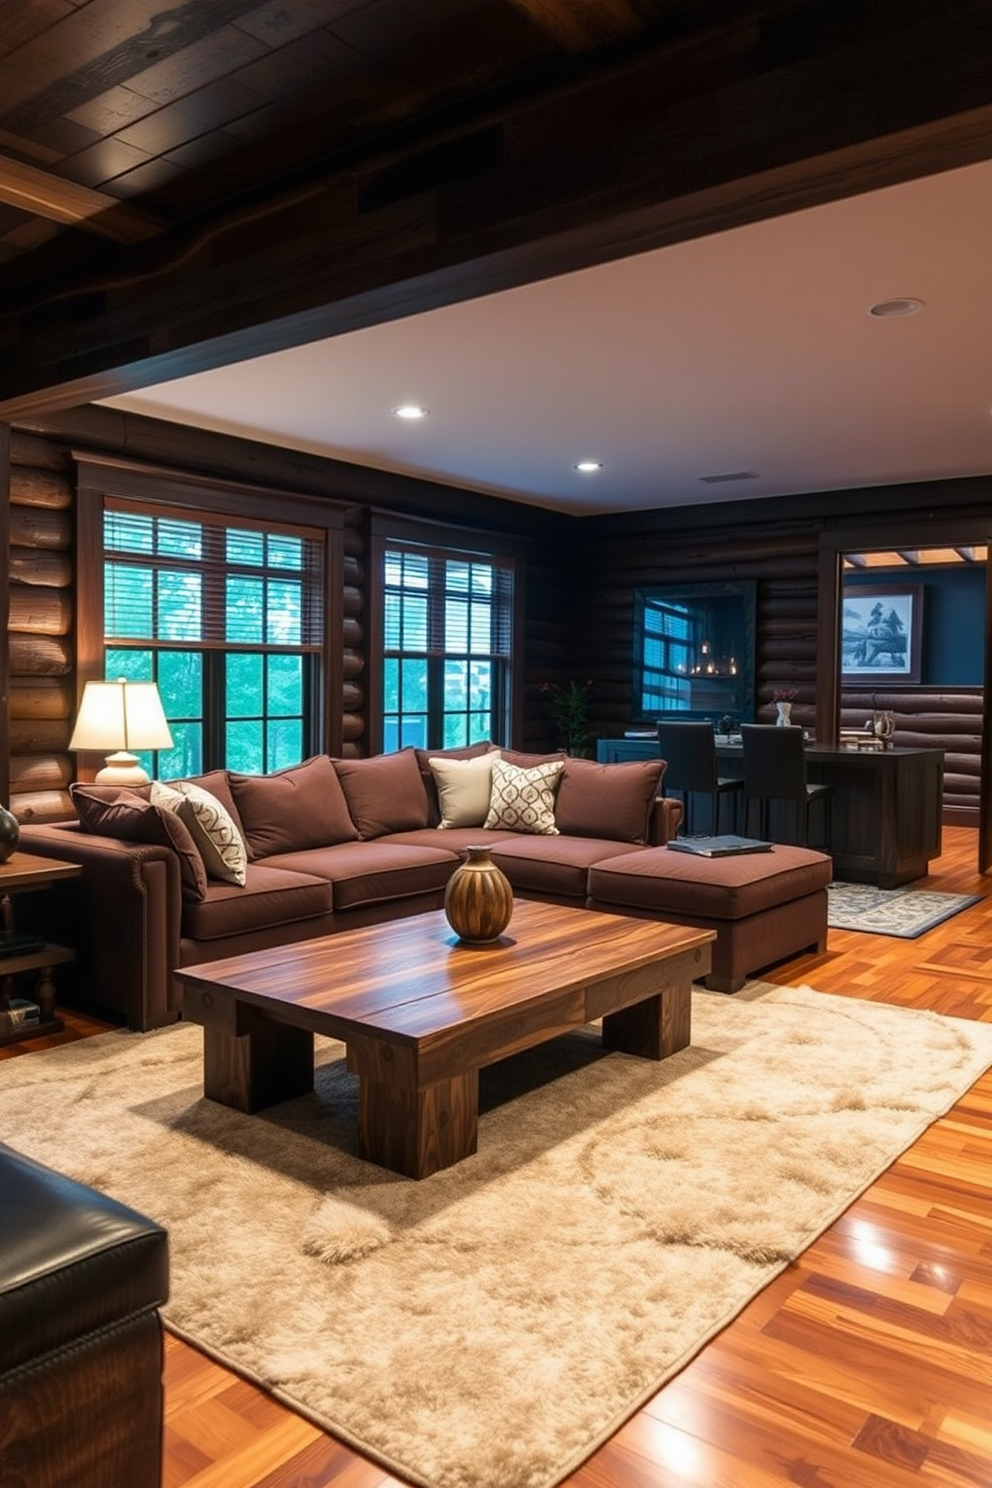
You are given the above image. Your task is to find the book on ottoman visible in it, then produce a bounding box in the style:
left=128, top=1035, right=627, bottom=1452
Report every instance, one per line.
left=667, top=835, right=773, bottom=858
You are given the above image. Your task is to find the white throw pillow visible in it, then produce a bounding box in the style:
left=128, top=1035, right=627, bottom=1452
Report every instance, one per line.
left=152, top=779, right=248, bottom=886
left=429, top=751, right=500, bottom=829
left=484, top=756, right=563, bottom=835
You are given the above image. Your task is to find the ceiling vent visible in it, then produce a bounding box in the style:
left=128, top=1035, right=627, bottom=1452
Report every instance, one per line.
left=698, top=471, right=760, bottom=484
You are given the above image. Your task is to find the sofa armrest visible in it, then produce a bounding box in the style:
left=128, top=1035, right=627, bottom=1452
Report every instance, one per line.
left=648, top=796, right=683, bottom=845
left=16, top=823, right=184, bottom=1032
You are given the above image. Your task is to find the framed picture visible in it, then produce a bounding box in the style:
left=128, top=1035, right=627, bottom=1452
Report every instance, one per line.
left=841, top=584, right=923, bottom=684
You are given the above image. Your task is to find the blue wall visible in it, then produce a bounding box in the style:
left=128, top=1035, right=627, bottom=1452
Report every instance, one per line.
left=844, top=567, right=984, bottom=685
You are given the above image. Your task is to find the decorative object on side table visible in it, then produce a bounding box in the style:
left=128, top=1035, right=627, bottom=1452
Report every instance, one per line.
left=871, top=700, right=896, bottom=745
left=773, top=688, right=796, bottom=726
left=444, top=845, right=514, bottom=945
left=0, top=803, right=19, bottom=864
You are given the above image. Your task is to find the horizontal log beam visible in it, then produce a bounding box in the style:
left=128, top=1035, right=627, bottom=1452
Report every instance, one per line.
left=2, top=1, right=990, bottom=417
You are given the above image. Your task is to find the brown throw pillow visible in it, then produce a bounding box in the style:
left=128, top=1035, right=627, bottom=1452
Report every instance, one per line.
left=498, top=748, right=567, bottom=769
left=333, top=748, right=431, bottom=839
left=70, top=783, right=207, bottom=901
left=554, top=758, right=665, bottom=843
left=228, top=755, right=359, bottom=858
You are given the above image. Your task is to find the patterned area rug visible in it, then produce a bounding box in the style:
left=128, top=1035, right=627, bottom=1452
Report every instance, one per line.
left=828, top=881, right=981, bottom=938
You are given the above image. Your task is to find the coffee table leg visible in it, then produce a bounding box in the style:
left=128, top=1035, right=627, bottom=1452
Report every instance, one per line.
left=602, top=979, right=691, bottom=1059
left=203, top=1018, right=314, bottom=1113
left=358, top=1070, right=478, bottom=1179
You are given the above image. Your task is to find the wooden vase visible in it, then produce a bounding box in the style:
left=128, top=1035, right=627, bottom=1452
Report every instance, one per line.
left=444, top=846, right=513, bottom=945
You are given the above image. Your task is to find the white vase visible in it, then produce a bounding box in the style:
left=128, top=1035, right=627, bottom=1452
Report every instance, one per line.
left=775, top=700, right=792, bottom=727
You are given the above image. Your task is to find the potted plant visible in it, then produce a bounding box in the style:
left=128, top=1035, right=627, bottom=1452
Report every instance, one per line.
left=541, top=679, right=594, bottom=757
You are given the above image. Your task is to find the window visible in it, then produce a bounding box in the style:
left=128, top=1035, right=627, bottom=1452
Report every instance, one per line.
left=75, top=456, right=336, bottom=778
left=633, top=581, right=756, bottom=723
left=640, top=599, right=694, bottom=713
left=380, top=541, right=514, bottom=751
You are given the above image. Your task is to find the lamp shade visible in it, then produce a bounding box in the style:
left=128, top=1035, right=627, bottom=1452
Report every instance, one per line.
left=69, top=679, right=173, bottom=785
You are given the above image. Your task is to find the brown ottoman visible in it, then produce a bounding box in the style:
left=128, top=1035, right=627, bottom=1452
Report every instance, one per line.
left=588, top=844, right=831, bottom=992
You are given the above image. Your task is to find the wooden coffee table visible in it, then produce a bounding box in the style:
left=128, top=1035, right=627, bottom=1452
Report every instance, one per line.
left=178, top=901, right=714, bottom=1178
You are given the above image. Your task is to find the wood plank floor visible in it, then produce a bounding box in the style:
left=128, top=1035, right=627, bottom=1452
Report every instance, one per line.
left=4, top=825, right=992, bottom=1488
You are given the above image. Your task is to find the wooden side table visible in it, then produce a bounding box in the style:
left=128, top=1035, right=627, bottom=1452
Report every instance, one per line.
left=0, top=852, right=83, bottom=1046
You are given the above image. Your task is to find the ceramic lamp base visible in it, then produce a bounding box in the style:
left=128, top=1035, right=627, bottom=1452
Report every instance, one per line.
left=94, top=752, right=151, bottom=787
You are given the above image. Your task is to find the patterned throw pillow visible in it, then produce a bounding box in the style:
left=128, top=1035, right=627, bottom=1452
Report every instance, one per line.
left=152, top=780, right=248, bottom=886
left=484, top=756, right=564, bottom=835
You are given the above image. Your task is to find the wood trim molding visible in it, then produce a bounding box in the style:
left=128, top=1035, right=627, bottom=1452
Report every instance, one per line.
left=3, top=2, right=991, bottom=417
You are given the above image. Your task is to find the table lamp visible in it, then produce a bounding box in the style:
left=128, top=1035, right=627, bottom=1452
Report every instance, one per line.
left=69, top=679, right=173, bottom=785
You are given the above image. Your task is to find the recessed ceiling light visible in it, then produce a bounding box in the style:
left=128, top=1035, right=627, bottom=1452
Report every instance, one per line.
left=392, top=404, right=428, bottom=419
left=575, top=460, right=602, bottom=473
left=867, top=298, right=925, bottom=318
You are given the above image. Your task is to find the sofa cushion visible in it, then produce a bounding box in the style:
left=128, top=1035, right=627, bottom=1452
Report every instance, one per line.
left=490, top=836, right=646, bottom=899
left=152, top=780, right=247, bottom=886
left=499, top=748, right=566, bottom=769
left=70, top=783, right=207, bottom=901
left=181, top=862, right=333, bottom=941
left=429, top=751, right=500, bottom=829
left=554, top=757, right=665, bottom=844
left=588, top=844, right=833, bottom=920
left=484, top=756, right=563, bottom=835
left=333, top=749, right=431, bottom=838
left=229, top=755, right=358, bottom=857
left=259, top=841, right=456, bottom=910
left=381, top=827, right=520, bottom=854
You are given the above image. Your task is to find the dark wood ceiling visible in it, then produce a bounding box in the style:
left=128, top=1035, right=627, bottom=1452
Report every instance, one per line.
left=2, top=0, right=991, bottom=420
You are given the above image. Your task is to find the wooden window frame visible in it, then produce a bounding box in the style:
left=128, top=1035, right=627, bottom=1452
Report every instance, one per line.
left=75, top=453, right=345, bottom=771
left=368, top=513, right=525, bottom=754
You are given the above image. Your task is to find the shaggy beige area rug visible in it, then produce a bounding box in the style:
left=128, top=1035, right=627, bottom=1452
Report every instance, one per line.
left=4, top=982, right=992, bottom=1488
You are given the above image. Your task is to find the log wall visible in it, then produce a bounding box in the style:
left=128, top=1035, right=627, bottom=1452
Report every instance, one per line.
left=5, top=411, right=989, bottom=826
left=570, top=508, right=987, bottom=824
left=4, top=411, right=564, bottom=817
left=569, top=526, right=822, bottom=736
left=841, top=688, right=982, bottom=822
left=6, top=436, right=75, bottom=822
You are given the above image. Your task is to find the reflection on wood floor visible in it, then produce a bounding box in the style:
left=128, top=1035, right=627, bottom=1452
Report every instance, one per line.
left=4, top=825, right=991, bottom=1488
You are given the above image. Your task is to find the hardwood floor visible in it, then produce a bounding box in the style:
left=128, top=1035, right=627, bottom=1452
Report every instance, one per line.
left=5, top=825, right=992, bottom=1488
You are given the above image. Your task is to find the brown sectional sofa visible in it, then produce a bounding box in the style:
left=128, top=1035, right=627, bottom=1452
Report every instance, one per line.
left=18, top=744, right=831, bottom=1031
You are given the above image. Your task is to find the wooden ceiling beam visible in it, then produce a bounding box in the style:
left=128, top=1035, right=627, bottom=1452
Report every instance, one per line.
left=0, top=153, right=165, bottom=244
left=1, top=0, right=991, bottom=419
left=506, top=0, right=643, bottom=50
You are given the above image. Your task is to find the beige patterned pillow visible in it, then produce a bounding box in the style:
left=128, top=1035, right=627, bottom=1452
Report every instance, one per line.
left=484, top=756, right=563, bottom=835
left=152, top=779, right=248, bottom=886
left=429, top=750, right=500, bottom=828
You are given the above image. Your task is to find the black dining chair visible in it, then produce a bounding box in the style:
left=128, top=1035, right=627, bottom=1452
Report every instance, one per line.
left=656, top=720, right=744, bottom=836
left=740, top=724, right=832, bottom=847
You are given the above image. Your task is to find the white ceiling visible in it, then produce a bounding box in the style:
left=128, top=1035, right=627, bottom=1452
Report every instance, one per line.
left=101, top=158, right=992, bottom=518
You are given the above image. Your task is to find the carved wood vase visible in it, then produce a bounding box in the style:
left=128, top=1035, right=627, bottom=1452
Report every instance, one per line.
left=444, top=846, right=514, bottom=945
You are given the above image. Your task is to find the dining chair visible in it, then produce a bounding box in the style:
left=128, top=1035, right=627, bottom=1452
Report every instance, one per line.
left=656, top=720, right=743, bottom=836
left=740, top=724, right=832, bottom=847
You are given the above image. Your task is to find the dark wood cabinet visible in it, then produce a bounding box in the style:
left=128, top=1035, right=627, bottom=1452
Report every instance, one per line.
left=598, top=738, right=944, bottom=887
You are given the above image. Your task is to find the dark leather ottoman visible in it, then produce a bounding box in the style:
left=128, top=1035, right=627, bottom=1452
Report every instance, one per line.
left=588, top=843, right=832, bottom=992
left=0, top=1144, right=169, bottom=1488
